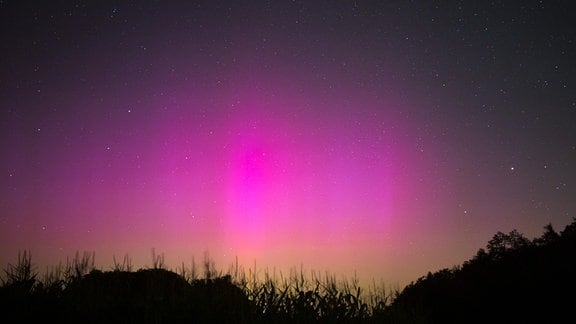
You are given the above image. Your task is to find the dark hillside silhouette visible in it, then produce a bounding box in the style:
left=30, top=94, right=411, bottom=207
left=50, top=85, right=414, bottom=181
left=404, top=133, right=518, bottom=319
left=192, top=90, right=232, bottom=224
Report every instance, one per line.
left=384, top=219, right=576, bottom=323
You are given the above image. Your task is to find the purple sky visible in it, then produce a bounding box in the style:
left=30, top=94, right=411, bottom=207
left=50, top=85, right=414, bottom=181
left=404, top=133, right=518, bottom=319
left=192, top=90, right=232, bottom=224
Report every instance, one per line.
left=1, top=1, right=575, bottom=287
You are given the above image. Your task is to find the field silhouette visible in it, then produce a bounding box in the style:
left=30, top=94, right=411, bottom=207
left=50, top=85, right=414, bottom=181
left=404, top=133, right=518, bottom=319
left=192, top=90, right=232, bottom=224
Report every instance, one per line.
left=2, top=219, right=575, bottom=323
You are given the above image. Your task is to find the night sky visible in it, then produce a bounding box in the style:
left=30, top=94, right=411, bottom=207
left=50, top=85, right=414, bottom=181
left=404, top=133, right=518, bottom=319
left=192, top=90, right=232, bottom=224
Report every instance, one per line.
left=1, top=1, right=575, bottom=287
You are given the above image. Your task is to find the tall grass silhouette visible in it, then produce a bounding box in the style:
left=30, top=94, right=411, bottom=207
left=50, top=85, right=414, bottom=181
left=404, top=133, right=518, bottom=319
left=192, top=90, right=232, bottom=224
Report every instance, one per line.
left=0, top=250, right=391, bottom=323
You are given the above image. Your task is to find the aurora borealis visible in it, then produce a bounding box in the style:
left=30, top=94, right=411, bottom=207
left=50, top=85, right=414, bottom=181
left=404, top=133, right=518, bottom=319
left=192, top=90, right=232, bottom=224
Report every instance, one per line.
left=1, top=1, right=575, bottom=287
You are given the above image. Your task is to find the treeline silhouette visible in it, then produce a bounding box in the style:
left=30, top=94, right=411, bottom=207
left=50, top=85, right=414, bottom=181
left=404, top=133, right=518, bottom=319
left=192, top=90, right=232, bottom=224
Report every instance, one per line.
left=384, top=219, right=576, bottom=323
left=1, top=219, right=575, bottom=323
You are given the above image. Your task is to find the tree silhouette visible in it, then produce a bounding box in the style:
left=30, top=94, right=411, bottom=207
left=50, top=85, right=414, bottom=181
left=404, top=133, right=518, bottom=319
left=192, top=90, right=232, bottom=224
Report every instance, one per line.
left=486, top=229, right=531, bottom=258
left=385, top=219, right=576, bottom=324
left=534, top=223, right=560, bottom=245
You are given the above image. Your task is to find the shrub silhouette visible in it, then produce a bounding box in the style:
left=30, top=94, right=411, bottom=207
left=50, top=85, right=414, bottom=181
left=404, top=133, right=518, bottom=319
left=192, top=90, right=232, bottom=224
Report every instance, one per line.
left=65, top=269, right=188, bottom=323
left=55, top=269, right=252, bottom=323
left=1, top=266, right=255, bottom=323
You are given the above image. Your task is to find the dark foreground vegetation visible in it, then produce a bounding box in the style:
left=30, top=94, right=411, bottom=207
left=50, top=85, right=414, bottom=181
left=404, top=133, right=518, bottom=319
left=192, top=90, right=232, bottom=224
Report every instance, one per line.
left=2, top=219, right=575, bottom=323
left=386, top=219, right=576, bottom=324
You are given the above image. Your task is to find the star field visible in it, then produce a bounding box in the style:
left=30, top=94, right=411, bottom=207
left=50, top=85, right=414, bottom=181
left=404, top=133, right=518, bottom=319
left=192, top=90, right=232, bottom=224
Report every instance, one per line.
left=1, top=1, right=575, bottom=287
